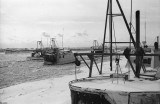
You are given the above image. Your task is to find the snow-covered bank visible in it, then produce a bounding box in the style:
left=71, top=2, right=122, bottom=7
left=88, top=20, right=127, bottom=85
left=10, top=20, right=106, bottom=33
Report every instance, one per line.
left=2, top=56, right=156, bottom=104
left=0, top=61, right=88, bottom=104
left=0, top=57, right=112, bottom=104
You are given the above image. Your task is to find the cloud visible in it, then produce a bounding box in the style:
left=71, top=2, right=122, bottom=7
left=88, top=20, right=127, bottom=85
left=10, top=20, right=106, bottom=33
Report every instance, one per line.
left=76, top=30, right=88, bottom=37
left=8, top=37, right=15, bottom=41
left=0, top=0, right=160, bottom=48
left=57, top=33, right=63, bottom=37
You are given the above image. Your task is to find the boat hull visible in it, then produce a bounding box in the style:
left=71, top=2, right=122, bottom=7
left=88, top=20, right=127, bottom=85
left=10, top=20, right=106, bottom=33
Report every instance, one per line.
left=69, top=77, right=160, bottom=104
left=44, top=52, right=75, bottom=65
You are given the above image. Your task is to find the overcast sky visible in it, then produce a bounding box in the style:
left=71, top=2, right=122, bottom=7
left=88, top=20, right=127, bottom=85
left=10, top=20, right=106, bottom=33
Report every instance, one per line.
left=0, top=0, right=160, bottom=48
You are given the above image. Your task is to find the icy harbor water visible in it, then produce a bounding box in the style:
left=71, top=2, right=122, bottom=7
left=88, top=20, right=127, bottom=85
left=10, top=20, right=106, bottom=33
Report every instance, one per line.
left=0, top=52, right=108, bottom=104
left=0, top=52, right=160, bottom=104
left=0, top=52, right=93, bottom=104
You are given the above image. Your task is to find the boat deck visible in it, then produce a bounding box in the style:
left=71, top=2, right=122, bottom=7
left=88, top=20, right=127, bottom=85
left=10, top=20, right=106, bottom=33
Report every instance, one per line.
left=71, top=77, right=160, bottom=92
left=69, top=76, right=160, bottom=104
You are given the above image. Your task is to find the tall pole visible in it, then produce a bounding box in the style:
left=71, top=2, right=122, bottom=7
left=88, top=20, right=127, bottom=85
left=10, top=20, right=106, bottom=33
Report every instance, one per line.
left=62, top=28, right=64, bottom=49
left=109, top=0, right=113, bottom=71
left=136, top=10, right=140, bottom=78
left=145, top=20, right=146, bottom=43
left=157, top=36, right=159, bottom=49
left=100, top=0, right=109, bottom=74
left=37, top=41, right=38, bottom=49
left=62, top=35, right=63, bottom=48
left=47, top=38, right=48, bottom=47
left=129, top=0, right=133, bottom=48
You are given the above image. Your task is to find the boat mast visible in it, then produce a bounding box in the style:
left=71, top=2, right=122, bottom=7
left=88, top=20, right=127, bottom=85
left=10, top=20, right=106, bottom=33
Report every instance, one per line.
left=129, top=0, right=133, bottom=48
left=145, top=20, right=146, bottom=43
left=157, top=36, right=159, bottom=48
left=109, top=0, right=113, bottom=71
left=62, top=34, right=63, bottom=49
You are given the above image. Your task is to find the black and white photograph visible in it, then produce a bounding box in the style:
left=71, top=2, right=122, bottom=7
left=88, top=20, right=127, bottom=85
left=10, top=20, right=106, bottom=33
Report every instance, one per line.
left=0, top=0, right=160, bottom=104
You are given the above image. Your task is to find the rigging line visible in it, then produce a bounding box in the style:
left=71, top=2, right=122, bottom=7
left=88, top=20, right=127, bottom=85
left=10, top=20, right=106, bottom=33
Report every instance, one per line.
left=147, top=36, right=157, bottom=47
left=112, top=19, right=117, bottom=52
left=130, top=23, right=136, bottom=34
left=112, top=19, right=120, bottom=60
left=144, top=0, right=149, bottom=44
left=145, top=19, right=146, bottom=42
left=147, top=40, right=154, bottom=47
left=116, top=0, right=136, bottom=47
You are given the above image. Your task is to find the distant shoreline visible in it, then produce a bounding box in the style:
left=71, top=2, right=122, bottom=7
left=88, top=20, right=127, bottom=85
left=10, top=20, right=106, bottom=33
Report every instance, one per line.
left=0, top=45, right=156, bottom=54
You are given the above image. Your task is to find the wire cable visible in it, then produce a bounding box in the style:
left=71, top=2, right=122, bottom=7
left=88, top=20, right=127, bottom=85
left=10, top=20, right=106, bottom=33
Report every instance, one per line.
left=112, top=19, right=117, bottom=53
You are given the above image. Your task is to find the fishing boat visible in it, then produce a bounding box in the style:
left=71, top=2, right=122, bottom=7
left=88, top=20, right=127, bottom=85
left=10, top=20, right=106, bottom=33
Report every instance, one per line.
left=27, top=40, right=45, bottom=60
left=69, top=0, right=160, bottom=104
left=43, top=38, right=75, bottom=65
left=44, top=48, right=75, bottom=65
left=92, top=40, right=115, bottom=54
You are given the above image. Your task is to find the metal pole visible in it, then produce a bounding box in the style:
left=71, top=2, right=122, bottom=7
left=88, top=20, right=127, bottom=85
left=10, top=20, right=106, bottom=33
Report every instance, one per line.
left=47, top=38, right=48, bottom=47
left=109, top=0, right=113, bottom=71
left=157, top=36, right=159, bottom=49
left=129, top=0, right=133, bottom=48
left=145, top=21, right=146, bottom=42
left=100, top=0, right=109, bottom=74
left=62, top=35, right=63, bottom=48
left=62, top=28, right=64, bottom=49
left=88, top=52, right=94, bottom=77
left=136, top=10, right=140, bottom=78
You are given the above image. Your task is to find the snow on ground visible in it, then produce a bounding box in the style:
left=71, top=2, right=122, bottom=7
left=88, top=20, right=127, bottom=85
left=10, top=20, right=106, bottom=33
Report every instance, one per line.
left=1, top=56, right=158, bottom=104
left=1, top=73, right=73, bottom=104
left=0, top=61, right=87, bottom=104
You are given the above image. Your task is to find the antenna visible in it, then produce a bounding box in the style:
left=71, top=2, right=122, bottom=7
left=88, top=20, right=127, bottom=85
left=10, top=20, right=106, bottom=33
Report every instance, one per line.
left=62, top=28, right=64, bottom=49
left=158, top=36, right=159, bottom=42
left=129, top=0, right=133, bottom=48
left=145, top=19, right=146, bottom=43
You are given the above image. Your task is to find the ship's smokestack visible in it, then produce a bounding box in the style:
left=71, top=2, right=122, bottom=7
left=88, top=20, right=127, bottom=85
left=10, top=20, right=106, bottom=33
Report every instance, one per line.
left=135, top=10, right=140, bottom=78
left=136, top=10, right=140, bottom=49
